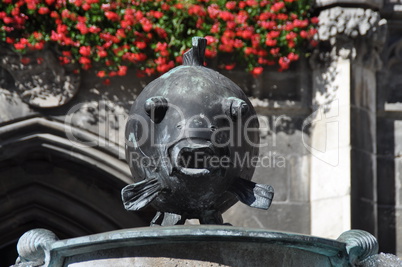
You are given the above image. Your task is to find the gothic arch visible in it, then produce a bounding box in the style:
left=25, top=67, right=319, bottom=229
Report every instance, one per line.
left=0, top=117, right=154, bottom=265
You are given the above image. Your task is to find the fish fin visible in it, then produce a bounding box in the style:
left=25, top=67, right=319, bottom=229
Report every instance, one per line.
left=121, top=178, right=161, bottom=211
left=230, top=178, right=274, bottom=210
left=183, top=37, right=207, bottom=66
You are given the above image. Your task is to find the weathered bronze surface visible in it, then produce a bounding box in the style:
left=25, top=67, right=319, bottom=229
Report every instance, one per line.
left=122, top=37, right=274, bottom=225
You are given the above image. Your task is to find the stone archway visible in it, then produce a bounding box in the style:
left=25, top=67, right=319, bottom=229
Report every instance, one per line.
left=0, top=117, right=154, bottom=266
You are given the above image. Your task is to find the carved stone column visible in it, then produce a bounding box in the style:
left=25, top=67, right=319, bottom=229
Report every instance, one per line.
left=309, top=7, right=386, bottom=238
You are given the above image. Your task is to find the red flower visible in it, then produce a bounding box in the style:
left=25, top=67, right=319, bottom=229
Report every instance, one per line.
left=205, top=36, right=217, bottom=45
left=14, top=42, right=25, bottom=50
left=38, top=7, right=50, bottom=15
left=309, top=28, right=318, bottom=36
left=239, top=1, right=247, bottom=9
left=153, top=11, right=164, bottom=19
left=102, top=79, right=111, bottom=85
left=145, top=68, right=155, bottom=76
left=61, top=10, right=70, bottom=19
left=279, top=56, right=290, bottom=71
left=76, top=22, right=88, bottom=34
left=211, top=23, right=220, bottom=33
left=258, top=57, right=268, bottom=64
left=59, top=56, right=71, bottom=65
left=105, top=11, right=119, bottom=21
left=207, top=4, right=220, bottom=19
left=155, top=27, right=167, bottom=39
left=251, top=66, right=263, bottom=76
left=3, top=17, right=13, bottom=24
left=286, top=31, right=297, bottom=40
left=268, top=31, right=280, bottom=38
left=233, top=39, right=244, bottom=48
left=135, top=41, right=147, bottom=49
left=271, top=2, right=285, bottom=12
left=236, top=11, right=248, bottom=24
left=82, top=3, right=91, bottom=11
left=311, top=17, right=319, bottom=24
left=34, top=42, right=44, bottom=50
left=141, top=19, right=152, bottom=32
left=161, top=4, right=170, bottom=11
left=98, top=50, right=107, bottom=58
left=11, top=7, right=20, bottom=16
left=72, top=0, right=83, bottom=7
left=288, top=40, right=295, bottom=48
left=175, top=56, right=183, bottom=64
left=101, top=4, right=110, bottom=11
left=89, top=26, right=100, bottom=34
left=20, top=57, right=31, bottom=65
left=188, top=5, right=206, bottom=17
left=300, top=30, right=308, bottom=38
left=220, top=11, right=234, bottom=21
left=50, top=11, right=59, bottom=18
left=117, top=65, right=128, bottom=76
left=244, top=47, right=256, bottom=55
left=261, top=21, right=276, bottom=30
left=241, top=29, right=253, bottom=39
left=33, top=32, right=43, bottom=40
left=225, top=63, right=236, bottom=70
left=265, top=38, right=277, bottom=46
left=133, top=53, right=147, bottom=61
left=270, top=48, right=280, bottom=56
left=277, top=13, right=288, bottom=20
left=79, top=57, right=91, bottom=65
left=288, top=52, right=299, bottom=61
left=79, top=46, right=91, bottom=56
left=97, top=71, right=106, bottom=78
left=226, top=1, right=236, bottom=10
left=293, top=19, right=308, bottom=28
left=175, top=3, right=184, bottom=9
left=116, top=29, right=126, bottom=39
left=205, top=48, right=217, bottom=57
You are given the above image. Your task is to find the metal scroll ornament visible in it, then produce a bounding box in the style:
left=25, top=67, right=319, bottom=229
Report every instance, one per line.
left=122, top=37, right=274, bottom=225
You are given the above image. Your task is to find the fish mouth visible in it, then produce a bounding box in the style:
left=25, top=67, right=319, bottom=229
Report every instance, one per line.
left=170, top=139, right=225, bottom=177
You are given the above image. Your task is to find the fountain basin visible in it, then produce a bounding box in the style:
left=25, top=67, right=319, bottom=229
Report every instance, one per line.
left=44, top=226, right=357, bottom=267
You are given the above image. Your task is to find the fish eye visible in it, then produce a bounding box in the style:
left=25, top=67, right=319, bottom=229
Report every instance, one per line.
left=210, top=125, right=217, bottom=132
left=224, top=97, right=249, bottom=119
left=144, top=96, right=168, bottom=123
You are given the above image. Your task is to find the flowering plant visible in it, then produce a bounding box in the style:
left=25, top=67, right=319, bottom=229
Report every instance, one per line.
left=0, top=0, right=318, bottom=81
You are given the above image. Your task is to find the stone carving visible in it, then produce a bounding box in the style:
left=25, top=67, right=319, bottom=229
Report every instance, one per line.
left=122, top=37, right=274, bottom=225
left=11, top=229, right=58, bottom=267
left=310, top=7, right=387, bottom=69
left=0, top=44, right=80, bottom=108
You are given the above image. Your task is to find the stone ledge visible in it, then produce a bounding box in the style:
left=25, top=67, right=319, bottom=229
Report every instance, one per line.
left=315, top=0, right=383, bottom=10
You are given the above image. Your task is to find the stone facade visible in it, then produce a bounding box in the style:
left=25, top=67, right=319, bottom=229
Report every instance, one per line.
left=1, top=0, right=402, bottom=265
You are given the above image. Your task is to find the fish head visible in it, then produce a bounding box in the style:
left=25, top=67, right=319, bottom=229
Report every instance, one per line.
left=125, top=66, right=259, bottom=208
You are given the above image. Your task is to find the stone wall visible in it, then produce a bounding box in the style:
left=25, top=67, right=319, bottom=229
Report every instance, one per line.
left=2, top=0, right=402, bottom=263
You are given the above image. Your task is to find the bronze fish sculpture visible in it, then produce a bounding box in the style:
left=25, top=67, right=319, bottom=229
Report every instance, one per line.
left=122, top=37, right=274, bottom=225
